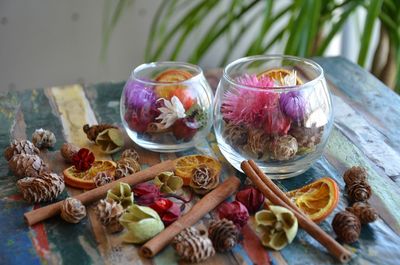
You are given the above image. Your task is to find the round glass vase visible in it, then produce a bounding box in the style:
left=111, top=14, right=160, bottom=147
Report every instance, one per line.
left=121, top=62, right=214, bottom=152
left=214, top=55, right=333, bottom=179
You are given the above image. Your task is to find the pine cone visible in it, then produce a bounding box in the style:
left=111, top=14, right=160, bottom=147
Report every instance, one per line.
left=223, top=122, right=248, bottom=147
left=346, top=202, right=378, bottom=224
left=114, top=158, right=141, bottom=179
left=94, top=171, right=113, bottom=187
left=343, top=166, right=367, bottom=186
left=190, top=165, right=219, bottom=194
left=17, top=172, right=65, bottom=203
left=8, top=154, right=49, bottom=178
left=60, top=197, right=86, bottom=223
left=208, top=219, right=239, bottom=252
left=172, top=227, right=215, bottom=263
left=346, top=181, right=372, bottom=202
left=32, top=128, right=56, bottom=149
left=4, top=139, right=40, bottom=161
left=289, top=125, right=323, bottom=149
left=60, top=143, right=80, bottom=163
left=83, top=124, right=117, bottom=142
left=331, top=211, right=361, bottom=243
left=121, top=148, right=140, bottom=162
left=270, top=135, right=298, bottom=161
left=95, top=199, right=124, bottom=233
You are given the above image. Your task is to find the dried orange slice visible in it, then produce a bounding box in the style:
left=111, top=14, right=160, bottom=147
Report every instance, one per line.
left=174, top=155, right=221, bottom=185
left=286, top=177, right=339, bottom=223
left=258, top=68, right=303, bottom=85
left=154, top=69, right=193, bottom=99
left=64, top=160, right=117, bottom=190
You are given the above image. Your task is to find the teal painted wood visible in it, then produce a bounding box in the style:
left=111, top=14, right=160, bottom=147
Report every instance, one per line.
left=1, top=57, right=400, bottom=265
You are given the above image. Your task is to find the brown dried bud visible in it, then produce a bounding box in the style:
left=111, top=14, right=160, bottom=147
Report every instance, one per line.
left=346, top=181, right=372, bottom=202
left=121, top=148, right=140, bottom=162
left=83, top=124, right=117, bottom=142
left=60, top=198, right=86, bottom=223
left=94, top=171, right=114, bottom=187
left=190, top=166, right=219, bottom=194
left=208, top=219, right=239, bottom=252
left=332, top=211, right=361, bottom=243
left=60, top=143, right=80, bottom=163
left=343, top=166, right=367, bottom=186
left=4, top=139, right=40, bottom=161
left=346, top=202, right=378, bottom=224
left=114, top=157, right=141, bottom=179
left=32, top=128, right=56, bottom=149
left=223, top=122, right=248, bottom=147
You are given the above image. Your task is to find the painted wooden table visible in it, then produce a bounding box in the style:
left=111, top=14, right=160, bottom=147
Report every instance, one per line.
left=1, top=57, right=400, bottom=265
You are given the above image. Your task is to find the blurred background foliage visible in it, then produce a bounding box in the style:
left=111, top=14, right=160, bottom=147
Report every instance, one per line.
left=103, top=0, right=400, bottom=92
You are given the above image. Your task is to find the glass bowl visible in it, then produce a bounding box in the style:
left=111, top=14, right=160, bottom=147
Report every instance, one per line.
left=121, top=62, right=214, bottom=152
left=213, top=55, right=333, bottom=179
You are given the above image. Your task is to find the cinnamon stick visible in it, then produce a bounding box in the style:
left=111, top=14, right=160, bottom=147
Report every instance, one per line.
left=241, top=160, right=352, bottom=264
left=140, top=176, right=241, bottom=258
left=24, top=160, right=175, bottom=226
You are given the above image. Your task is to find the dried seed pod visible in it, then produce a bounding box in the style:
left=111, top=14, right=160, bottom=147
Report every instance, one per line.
left=60, top=143, right=80, bottom=163
left=346, top=181, right=372, bottom=202
left=190, top=165, right=219, bottom=194
left=343, top=166, right=367, bottom=186
left=95, top=128, right=124, bottom=154
left=208, top=219, right=239, bottom=252
left=83, top=123, right=117, bottom=142
left=60, top=197, right=86, bottom=223
left=270, top=135, right=298, bottom=161
left=94, top=171, right=113, bottom=187
left=121, top=148, right=140, bottom=162
left=95, top=199, right=124, bottom=233
left=8, top=154, right=49, bottom=178
left=17, top=172, right=65, bottom=203
left=289, top=125, right=323, bottom=150
left=223, top=122, right=248, bottom=147
left=346, top=202, right=378, bottom=224
left=331, top=211, right=361, bottom=244
left=32, top=128, right=56, bottom=149
left=243, top=129, right=270, bottom=159
left=172, top=227, right=215, bottom=263
left=115, top=157, right=141, bottom=179
left=4, top=139, right=40, bottom=161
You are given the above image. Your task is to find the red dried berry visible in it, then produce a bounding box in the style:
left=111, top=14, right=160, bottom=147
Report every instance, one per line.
left=71, top=148, right=95, bottom=171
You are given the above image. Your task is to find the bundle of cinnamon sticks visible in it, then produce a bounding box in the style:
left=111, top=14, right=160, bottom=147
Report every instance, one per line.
left=241, top=160, right=352, bottom=263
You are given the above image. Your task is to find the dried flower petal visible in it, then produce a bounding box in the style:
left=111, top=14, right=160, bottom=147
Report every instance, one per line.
left=218, top=201, right=249, bottom=228
left=156, top=96, right=187, bottom=128
left=279, top=91, right=306, bottom=120
left=235, top=186, right=265, bottom=214
left=149, top=198, right=181, bottom=226
left=133, top=183, right=161, bottom=206
left=71, top=148, right=95, bottom=171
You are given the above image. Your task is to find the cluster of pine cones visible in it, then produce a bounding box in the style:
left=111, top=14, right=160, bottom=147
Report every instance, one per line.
left=331, top=166, right=378, bottom=244
left=172, top=218, right=239, bottom=263
left=4, top=137, right=65, bottom=203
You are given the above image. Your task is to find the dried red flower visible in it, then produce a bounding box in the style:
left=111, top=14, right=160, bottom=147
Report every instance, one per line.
left=235, top=186, right=265, bottom=214
left=150, top=198, right=181, bottom=226
left=218, top=201, right=249, bottom=228
left=133, top=183, right=161, bottom=206
left=71, top=148, right=95, bottom=171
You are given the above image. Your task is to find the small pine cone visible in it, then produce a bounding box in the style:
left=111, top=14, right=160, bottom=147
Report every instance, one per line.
left=4, top=139, right=40, bottom=161
left=346, top=181, right=372, bottom=202
left=95, top=199, right=124, bottom=233
left=121, top=148, right=140, bottom=162
left=343, top=166, right=367, bottom=186
left=60, top=197, right=86, bottom=223
left=83, top=124, right=117, bottom=142
left=190, top=165, right=219, bottom=194
left=8, top=154, right=49, bottom=178
left=332, top=211, right=361, bottom=243
left=32, top=128, right=56, bottom=149
left=60, top=143, right=80, bottom=163
left=172, top=227, right=215, bottom=263
left=114, top=158, right=141, bottom=179
left=208, top=219, right=239, bottom=252
left=346, top=202, right=378, bottom=224
left=17, top=172, right=65, bottom=203
left=94, top=171, right=113, bottom=187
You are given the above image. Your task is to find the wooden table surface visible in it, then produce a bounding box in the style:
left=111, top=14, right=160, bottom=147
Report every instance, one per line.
left=1, top=57, right=400, bottom=265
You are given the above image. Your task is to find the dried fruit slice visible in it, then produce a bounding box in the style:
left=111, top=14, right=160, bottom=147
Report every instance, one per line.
left=258, top=68, right=303, bottom=86
left=64, top=160, right=117, bottom=190
left=154, top=69, right=194, bottom=103
left=286, top=177, right=339, bottom=223
left=174, top=155, right=221, bottom=186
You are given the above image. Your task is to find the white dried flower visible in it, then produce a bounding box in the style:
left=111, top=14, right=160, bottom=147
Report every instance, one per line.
left=156, top=96, right=186, bottom=128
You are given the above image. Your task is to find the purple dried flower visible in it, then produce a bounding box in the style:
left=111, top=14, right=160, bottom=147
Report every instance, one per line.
left=279, top=91, right=306, bottom=120
left=124, top=80, right=156, bottom=110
